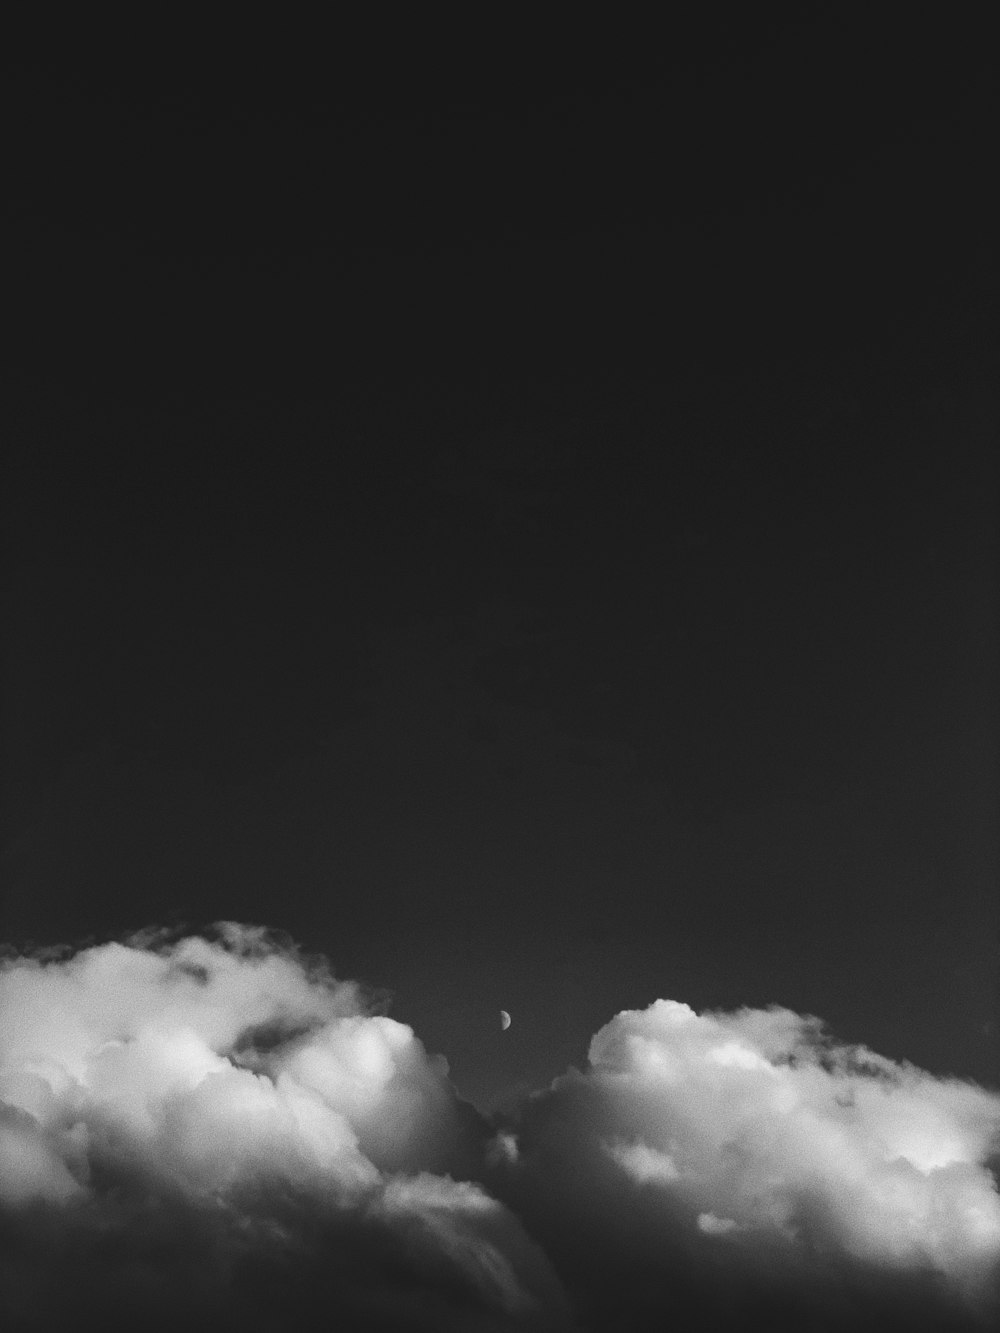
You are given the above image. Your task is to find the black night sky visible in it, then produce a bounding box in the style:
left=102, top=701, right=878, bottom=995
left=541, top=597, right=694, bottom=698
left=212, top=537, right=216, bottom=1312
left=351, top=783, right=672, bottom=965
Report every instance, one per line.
left=3, top=12, right=997, bottom=1127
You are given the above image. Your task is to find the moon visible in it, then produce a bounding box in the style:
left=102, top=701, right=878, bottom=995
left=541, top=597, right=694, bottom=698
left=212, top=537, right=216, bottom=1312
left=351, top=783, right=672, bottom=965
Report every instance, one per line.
left=500, top=1010, right=511, bottom=1031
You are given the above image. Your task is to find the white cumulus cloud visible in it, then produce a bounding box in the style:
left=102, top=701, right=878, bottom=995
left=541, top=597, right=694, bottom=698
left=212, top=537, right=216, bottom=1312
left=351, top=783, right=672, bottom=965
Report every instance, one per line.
left=2, top=924, right=998, bottom=1332
left=0, top=925, right=568, bottom=1331
left=494, top=997, right=1000, bottom=1330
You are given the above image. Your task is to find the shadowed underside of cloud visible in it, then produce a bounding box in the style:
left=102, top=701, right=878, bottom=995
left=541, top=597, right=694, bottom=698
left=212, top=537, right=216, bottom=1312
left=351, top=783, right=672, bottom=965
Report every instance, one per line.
left=1, top=925, right=998, bottom=1331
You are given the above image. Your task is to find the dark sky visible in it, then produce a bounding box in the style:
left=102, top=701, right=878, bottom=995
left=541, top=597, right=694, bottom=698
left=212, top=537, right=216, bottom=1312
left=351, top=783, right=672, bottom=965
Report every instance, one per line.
left=2, top=15, right=997, bottom=1111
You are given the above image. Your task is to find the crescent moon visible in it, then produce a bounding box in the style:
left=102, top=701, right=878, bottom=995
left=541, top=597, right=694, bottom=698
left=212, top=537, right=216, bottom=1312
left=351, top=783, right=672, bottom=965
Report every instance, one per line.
left=500, top=1010, right=511, bottom=1031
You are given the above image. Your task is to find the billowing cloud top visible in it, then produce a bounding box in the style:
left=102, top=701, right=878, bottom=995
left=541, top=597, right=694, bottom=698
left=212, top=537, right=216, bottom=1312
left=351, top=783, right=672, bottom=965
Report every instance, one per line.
left=1, top=925, right=998, bottom=1331
left=496, top=999, right=1000, bottom=1330
left=0, top=925, right=564, bottom=1331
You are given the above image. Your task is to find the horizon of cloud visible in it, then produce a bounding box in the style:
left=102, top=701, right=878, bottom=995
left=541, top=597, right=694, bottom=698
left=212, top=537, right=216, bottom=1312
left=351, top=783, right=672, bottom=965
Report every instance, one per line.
left=1, top=923, right=997, bottom=1331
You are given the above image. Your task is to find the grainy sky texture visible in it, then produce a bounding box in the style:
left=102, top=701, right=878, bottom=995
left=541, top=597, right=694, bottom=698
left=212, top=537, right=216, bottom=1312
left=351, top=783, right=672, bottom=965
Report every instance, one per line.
left=1, top=13, right=998, bottom=1329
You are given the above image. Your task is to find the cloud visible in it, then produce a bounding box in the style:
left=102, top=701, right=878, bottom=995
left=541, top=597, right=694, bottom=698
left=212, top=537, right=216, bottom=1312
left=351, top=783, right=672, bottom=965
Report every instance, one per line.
left=1, top=925, right=998, bottom=1331
left=0, top=925, right=567, bottom=1331
left=489, top=999, right=1000, bottom=1330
